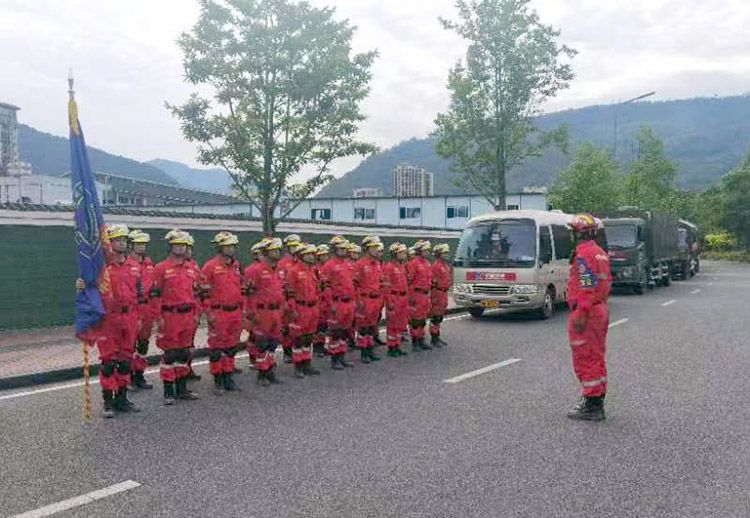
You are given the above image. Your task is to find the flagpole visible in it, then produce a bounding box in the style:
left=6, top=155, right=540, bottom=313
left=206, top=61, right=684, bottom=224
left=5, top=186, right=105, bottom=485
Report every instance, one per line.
left=70, top=71, right=92, bottom=423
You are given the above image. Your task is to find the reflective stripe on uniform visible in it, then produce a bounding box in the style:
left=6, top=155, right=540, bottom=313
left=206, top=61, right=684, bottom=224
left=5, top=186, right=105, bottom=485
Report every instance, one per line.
left=581, top=377, right=607, bottom=388
left=571, top=339, right=587, bottom=347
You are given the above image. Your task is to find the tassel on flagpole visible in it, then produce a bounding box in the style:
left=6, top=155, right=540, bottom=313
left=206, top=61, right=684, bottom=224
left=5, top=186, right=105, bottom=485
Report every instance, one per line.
left=83, top=341, right=91, bottom=423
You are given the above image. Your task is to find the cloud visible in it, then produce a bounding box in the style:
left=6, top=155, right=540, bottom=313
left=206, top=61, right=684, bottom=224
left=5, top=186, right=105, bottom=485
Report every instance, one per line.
left=1, top=0, right=749, bottom=180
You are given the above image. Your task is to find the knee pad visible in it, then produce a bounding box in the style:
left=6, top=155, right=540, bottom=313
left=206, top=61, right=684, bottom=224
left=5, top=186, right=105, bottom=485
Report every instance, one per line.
left=100, top=361, right=116, bottom=377
left=208, top=350, right=222, bottom=363
left=116, top=360, right=131, bottom=375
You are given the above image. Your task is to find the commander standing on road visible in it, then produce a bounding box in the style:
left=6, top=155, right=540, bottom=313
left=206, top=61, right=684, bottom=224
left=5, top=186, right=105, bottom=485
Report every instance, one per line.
left=567, top=214, right=612, bottom=421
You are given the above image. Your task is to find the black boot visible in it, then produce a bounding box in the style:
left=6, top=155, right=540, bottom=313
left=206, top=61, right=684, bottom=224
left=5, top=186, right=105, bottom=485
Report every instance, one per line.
left=331, top=356, right=344, bottom=370
left=176, top=378, right=199, bottom=400
left=163, top=382, right=176, bottom=406
left=102, top=390, right=115, bottom=418
left=419, top=338, right=432, bottom=350
left=257, top=370, right=271, bottom=387
left=340, top=356, right=355, bottom=368
left=567, top=396, right=605, bottom=421
left=223, top=372, right=239, bottom=391
left=294, top=364, right=306, bottom=378
left=114, top=387, right=140, bottom=413
left=360, top=349, right=371, bottom=364
left=368, top=348, right=381, bottom=361
left=430, top=335, right=443, bottom=348
left=132, top=371, right=153, bottom=390
left=302, top=361, right=320, bottom=376
left=267, top=369, right=284, bottom=384
left=213, top=374, right=226, bottom=395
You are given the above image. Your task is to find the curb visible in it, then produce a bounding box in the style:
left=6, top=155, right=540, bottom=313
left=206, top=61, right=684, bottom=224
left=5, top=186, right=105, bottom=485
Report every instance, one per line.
left=0, top=306, right=468, bottom=391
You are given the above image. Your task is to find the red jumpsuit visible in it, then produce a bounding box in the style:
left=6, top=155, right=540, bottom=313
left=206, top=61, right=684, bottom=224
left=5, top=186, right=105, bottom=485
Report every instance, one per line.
left=151, top=257, right=199, bottom=383
left=353, top=255, right=383, bottom=350
left=202, top=256, right=243, bottom=376
left=406, top=256, right=433, bottom=341
left=244, top=261, right=284, bottom=372
left=286, top=261, right=320, bottom=365
left=382, top=261, right=409, bottom=351
left=312, top=263, right=330, bottom=351
left=429, top=259, right=451, bottom=338
left=133, top=255, right=156, bottom=375
left=93, top=256, right=141, bottom=391
left=567, top=239, right=612, bottom=397
left=320, top=256, right=355, bottom=357
left=278, top=254, right=298, bottom=357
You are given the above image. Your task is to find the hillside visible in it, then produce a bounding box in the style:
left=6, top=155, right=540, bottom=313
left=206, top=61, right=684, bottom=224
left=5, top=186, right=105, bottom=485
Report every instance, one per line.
left=148, top=159, right=234, bottom=194
left=17, top=124, right=177, bottom=185
left=318, top=95, right=750, bottom=197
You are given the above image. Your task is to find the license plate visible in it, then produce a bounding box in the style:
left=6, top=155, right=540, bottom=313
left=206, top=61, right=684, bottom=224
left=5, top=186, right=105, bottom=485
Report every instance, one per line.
left=480, top=300, right=501, bottom=308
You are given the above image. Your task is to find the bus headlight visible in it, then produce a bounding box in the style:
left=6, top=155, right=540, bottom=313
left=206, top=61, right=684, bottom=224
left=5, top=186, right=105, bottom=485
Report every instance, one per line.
left=513, top=284, right=539, bottom=294
left=453, top=283, right=471, bottom=293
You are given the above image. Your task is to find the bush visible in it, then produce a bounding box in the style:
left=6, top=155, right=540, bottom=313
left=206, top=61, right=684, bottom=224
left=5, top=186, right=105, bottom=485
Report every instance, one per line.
left=705, top=232, right=736, bottom=251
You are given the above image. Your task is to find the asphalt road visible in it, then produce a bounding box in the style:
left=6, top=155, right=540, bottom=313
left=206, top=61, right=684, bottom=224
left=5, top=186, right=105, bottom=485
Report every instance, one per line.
left=1, top=261, right=748, bottom=518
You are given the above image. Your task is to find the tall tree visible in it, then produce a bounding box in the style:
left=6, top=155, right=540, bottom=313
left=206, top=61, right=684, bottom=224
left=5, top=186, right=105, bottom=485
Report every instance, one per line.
left=623, top=126, right=678, bottom=212
left=433, top=0, right=576, bottom=210
left=169, top=0, right=377, bottom=234
left=721, top=151, right=750, bottom=249
left=549, top=141, right=622, bottom=215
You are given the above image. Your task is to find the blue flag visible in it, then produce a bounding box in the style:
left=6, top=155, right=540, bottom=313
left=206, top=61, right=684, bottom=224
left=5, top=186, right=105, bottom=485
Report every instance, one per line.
left=69, top=96, right=108, bottom=337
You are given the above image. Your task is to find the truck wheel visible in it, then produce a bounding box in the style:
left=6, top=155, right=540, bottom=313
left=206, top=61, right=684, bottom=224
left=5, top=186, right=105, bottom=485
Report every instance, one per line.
left=663, top=266, right=672, bottom=287
left=680, top=261, right=689, bottom=280
left=537, top=288, right=554, bottom=320
left=694, top=260, right=700, bottom=274
left=634, top=268, right=648, bottom=295
left=468, top=307, right=485, bottom=318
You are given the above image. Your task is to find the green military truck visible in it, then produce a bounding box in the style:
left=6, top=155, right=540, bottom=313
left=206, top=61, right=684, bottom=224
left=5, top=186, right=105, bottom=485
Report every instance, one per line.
left=601, top=208, right=679, bottom=294
left=674, top=219, right=700, bottom=280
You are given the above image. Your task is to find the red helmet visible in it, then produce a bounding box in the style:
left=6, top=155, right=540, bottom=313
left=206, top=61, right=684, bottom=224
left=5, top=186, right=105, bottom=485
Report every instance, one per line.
left=569, top=214, right=598, bottom=233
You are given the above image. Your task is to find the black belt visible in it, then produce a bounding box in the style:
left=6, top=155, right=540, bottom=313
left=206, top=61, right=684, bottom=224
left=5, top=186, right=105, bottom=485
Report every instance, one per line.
left=391, top=291, right=407, bottom=296
left=333, top=297, right=352, bottom=302
left=361, top=294, right=381, bottom=299
left=295, top=301, right=317, bottom=307
left=119, top=306, right=132, bottom=314
left=414, top=288, right=429, bottom=294
left=162, top=304, right=195, bottom=314
left=211, top=304, right=240, bottom=312
left=256, top=304, right=281, bottom=310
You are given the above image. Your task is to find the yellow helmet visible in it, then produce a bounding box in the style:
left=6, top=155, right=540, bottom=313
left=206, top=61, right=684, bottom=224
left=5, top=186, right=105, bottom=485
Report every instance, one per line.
left=569, top=213, right=598, bottom=233
left=347, top=243, right=362, bottom=254
left=316, top=244, right=330, bottom=256
left=283, top=234, right=301, bottom=247
left=433, top=243, right=451, bottom=255
left=408, top=247, right=416, bottom=258
left=186, top=233, right=195, bottom=247
left=389, top=242, right=407, bottom=255
left=251, top=238, right=269, bottom=255
left=361, top=235, right=382, bottom=248
left=297, top=243, right=317, bottom=256
left=166, top=229, right=191, bottom=245
left=329, top=235, right=348, bottom=248
left=128, top=229, right=150, bottom=243
left=105, top=224, right=130, bottom=241
left=212, top=231, right=239, bottom=247
left=413, top=240, right=432, bottom=252
left=265, top=237, right=283, bottom=251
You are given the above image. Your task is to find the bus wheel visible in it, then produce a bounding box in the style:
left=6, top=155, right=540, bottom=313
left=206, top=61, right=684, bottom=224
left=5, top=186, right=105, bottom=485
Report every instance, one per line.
left=468, top=307, right=485, bottom=318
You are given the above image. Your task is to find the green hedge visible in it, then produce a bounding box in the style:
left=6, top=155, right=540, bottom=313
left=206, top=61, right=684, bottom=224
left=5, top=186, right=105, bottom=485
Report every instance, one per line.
left=702, top=250, right=750, bottom=263
left=0, top=225, right=458, bottom=330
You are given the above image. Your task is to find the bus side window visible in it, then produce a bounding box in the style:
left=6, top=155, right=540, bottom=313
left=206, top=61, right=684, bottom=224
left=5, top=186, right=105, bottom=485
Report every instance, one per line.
left=539, top=226, right=553, bottom=265
left=552, top=224, right=573, bottom=260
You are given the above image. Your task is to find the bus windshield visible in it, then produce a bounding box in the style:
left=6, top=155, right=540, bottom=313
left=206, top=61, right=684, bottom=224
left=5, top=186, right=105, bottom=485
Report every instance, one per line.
left=454, top=219, right=536, bottom=268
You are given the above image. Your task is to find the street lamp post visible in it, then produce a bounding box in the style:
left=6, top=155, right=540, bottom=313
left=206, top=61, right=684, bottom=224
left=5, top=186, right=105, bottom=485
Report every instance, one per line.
left=613, top=91, right=656, bottom=160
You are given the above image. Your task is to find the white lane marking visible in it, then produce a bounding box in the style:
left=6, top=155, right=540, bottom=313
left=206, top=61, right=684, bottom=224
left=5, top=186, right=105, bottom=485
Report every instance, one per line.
left=10, top=480, right=141, bottom=518
left=690, top=289, right=702, bottom=294
left=443, top=358, right=522, bottom=384
left=608, top=318, right=629, bottom=328
left=707, top=282, right=714, bottom=286
left=661, top=299, right=677, bottom=307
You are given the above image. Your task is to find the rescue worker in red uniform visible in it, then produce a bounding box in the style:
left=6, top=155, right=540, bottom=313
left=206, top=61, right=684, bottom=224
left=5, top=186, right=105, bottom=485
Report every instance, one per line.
left=382, top=242, right=410, bottom=358
left=278, top=234, right=302, bottom=364
left=201, top=231, right=243, bottom=394
left=312, top=244, right=331, bottom=357
left=566, top=214, right=612, bottom=421
left=345, top=242, right=361, bottom=349
left=76, top=224, right=142, bottom=417
left=150, top=230, right=201, bottom=405
left=128, top=229, right=154, bottom=390
left=320, top=236, right=356, bottom=369
left=286, top=243, right=322, bottom=378
left=353, top=236, right=384, bottom=363
left=243, top=239, right=267, bottom=369
left=429, top=243, right=452, bottom=347
left=184, top=233, right=204, bottom=380
left=244, top=237, right=285, bottom=386
left=407, top=240, right=434, bottom=351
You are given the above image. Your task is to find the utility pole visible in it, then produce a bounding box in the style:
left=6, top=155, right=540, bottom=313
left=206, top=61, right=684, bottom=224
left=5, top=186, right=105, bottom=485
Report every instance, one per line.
left=613, top=91, right=656, bottom=161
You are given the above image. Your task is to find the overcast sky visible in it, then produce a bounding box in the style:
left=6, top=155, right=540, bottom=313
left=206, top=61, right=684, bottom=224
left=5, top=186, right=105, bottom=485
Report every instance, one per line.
left=2, top=0, right=750, bottom=178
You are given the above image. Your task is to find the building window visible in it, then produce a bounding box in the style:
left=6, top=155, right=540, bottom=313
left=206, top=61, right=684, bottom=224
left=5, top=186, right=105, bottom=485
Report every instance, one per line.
left=399, top=207, right=421, bottom=219
left=354, top=207, right=375, bottom=220
left=507, top=204, right=520, bottom=210
left=311, top=208, right=331, bottom=220
left=446, top=205, right=469, bottom=219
